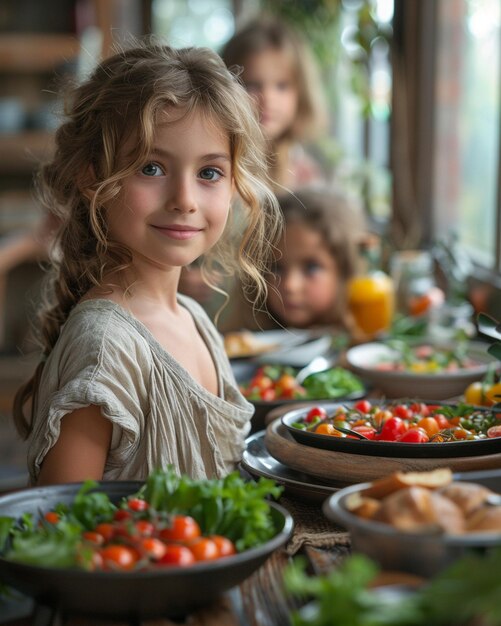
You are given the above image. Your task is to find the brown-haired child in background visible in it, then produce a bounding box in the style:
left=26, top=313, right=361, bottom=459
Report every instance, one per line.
left=220, top=187, right=366, bottom=334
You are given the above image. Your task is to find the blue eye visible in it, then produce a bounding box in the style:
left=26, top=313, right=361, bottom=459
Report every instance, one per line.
left=277, top=81, right=292, bottom=92
left=141, top=163, right=163, bottom=177
left=304, top=261, right=322, bottom=276
left=199, top=167, right=222, bottom=181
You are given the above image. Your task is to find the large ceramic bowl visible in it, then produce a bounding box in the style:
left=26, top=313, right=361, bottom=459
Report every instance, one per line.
left=323, top=468, right=501, bottom=578
left=0, top=481, right=293, bottom=620
left=345, top=340, right=497, bottom=399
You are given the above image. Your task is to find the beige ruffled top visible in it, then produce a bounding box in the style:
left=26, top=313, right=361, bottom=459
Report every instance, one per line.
left=27, top=296, right=253, bottom=485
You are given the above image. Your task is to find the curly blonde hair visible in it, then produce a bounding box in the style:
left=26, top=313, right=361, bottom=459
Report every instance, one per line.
left=13, top=40, right=282, bottom=438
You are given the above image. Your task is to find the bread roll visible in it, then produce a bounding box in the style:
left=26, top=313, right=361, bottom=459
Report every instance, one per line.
left=374, top=486, right=465, bottom=533
left=466, top=506, right=501, bottom=533
left=345, top=492, right=381, bottom=519
left=362, top=468, right=453, bottom=500
left=439, top=481, right=493, bottom=517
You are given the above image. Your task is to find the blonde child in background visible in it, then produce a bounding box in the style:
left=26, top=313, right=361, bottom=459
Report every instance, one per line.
left=220, top=187, right=366, bottom=334
left=221, top=17, right=328, bottom=191
left=12, top=41, right=282, bottom=486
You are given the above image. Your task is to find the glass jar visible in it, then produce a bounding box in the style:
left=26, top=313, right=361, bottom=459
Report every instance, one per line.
left=390, top=250, right=444, bottom=316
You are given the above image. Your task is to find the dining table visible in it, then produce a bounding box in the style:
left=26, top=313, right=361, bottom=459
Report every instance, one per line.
left=0, top=490, right=352, bottom=626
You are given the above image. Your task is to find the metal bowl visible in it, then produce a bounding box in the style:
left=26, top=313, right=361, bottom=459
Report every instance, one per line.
left=0, top=481, right=293, bottom=620
left=323, top=469, right=501, bottom=578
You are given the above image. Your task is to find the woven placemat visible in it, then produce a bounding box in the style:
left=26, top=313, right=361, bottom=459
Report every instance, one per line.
left=279, top=495, right=351, bottom=556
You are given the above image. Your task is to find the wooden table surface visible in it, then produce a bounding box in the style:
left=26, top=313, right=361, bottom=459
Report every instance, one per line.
left=0, top=494, right=350, bottom=626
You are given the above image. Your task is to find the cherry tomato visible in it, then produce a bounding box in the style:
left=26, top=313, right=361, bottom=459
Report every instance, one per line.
left=139, top=537, right=167, bottom=561
left=134, top=520, right=155, bottom=537
left=188, top=537, right=219, bottom=561
left=82, top=531, right=105, bottom=546
left=377, top=416, right=407, bottom=441
left=410, top=402, right=430, bottom=417
left=372, top=409, right=393, bottom=427
left=100, top=545, right=138, bottom=570
left=277, top=374, right=296, bottom=392
left=487, top=425, right=501, bottom=438
left=393, top=404, right=412, bottom=420
left=279, top=387, right=298, bottom=399
left=305, top=406, right=327, bottom=423
left=158, top=544, right=196, bottom=567
left=159, top=515, right=201, bottom=543
left=417, top=417, right=440, bottom=437
left=452, top=427, right=470, bottom=440
left=353, top=400, right=372, bottom=414
left=127, top=498, right=149, bottom=512
left=397, top=427, right=429, bottom=443
left=252, top=375, right=273, bottom=391
left=44, top=511, right=60, bottom=524
left=351, top=425, right=377, bottom=439
left=433, top=413, right=451, bottom=429
left=260, top=388, right=276, bottom=401
left=315, top=423, right=342, bottom=436
left=464, top=381, right=485, bottom=405
left=94, top=523, right=115, bottom=542
left=209, top=535, right=236, bottom=558
left=114, top=509, right=132, bottom=522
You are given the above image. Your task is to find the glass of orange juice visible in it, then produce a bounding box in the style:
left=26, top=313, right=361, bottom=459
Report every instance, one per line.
left=348, top=271, right=395, bottom=337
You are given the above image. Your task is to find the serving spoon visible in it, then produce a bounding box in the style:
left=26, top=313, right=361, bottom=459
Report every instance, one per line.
left=295, top=351, right=338, bottom=385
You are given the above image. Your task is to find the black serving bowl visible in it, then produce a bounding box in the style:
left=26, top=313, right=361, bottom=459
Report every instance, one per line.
left=0, top=481, right=293, bottom=620
left=281, top=400, right=501, bottom=458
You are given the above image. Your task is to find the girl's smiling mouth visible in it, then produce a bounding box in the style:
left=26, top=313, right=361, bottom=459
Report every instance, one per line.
left=151, top=224, right=203, bottom=240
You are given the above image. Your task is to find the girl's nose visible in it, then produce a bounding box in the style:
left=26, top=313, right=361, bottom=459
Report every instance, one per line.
left=168, top=175, right=197, bottom=213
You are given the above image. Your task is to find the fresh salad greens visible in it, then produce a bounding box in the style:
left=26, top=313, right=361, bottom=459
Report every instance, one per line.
left=285, top=549, right=501, bottom=626
left=302, top=367, right=364, bottom=399
left=0, top=467, right=283, bottom=571
left=137, top=467, right=283, bottom=551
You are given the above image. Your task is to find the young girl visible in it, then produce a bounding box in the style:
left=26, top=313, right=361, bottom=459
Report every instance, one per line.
left=13, top=41, right=282, bottom=486
left=221, top=17, right=328, bottom=191
left=220, top=187, right=366, bottom=333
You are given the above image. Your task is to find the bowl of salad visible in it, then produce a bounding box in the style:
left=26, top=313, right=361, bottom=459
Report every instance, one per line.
left=234, top=362, right=366, bottom=432
left=0, top=468, right=293, bottom=620
left=345, top=339, right=498, bottom=399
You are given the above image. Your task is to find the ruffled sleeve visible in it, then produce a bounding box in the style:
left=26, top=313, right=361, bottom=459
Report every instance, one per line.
left=27, top=304, right=151, bottom=484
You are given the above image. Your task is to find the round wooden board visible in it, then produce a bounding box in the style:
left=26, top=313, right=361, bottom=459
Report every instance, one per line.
left=264, top=418, right=501, bottom=486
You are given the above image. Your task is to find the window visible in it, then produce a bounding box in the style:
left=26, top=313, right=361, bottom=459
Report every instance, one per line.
left=392, top=0, right=501, bottom=275
left=433, top=0, right=501, bottom=270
